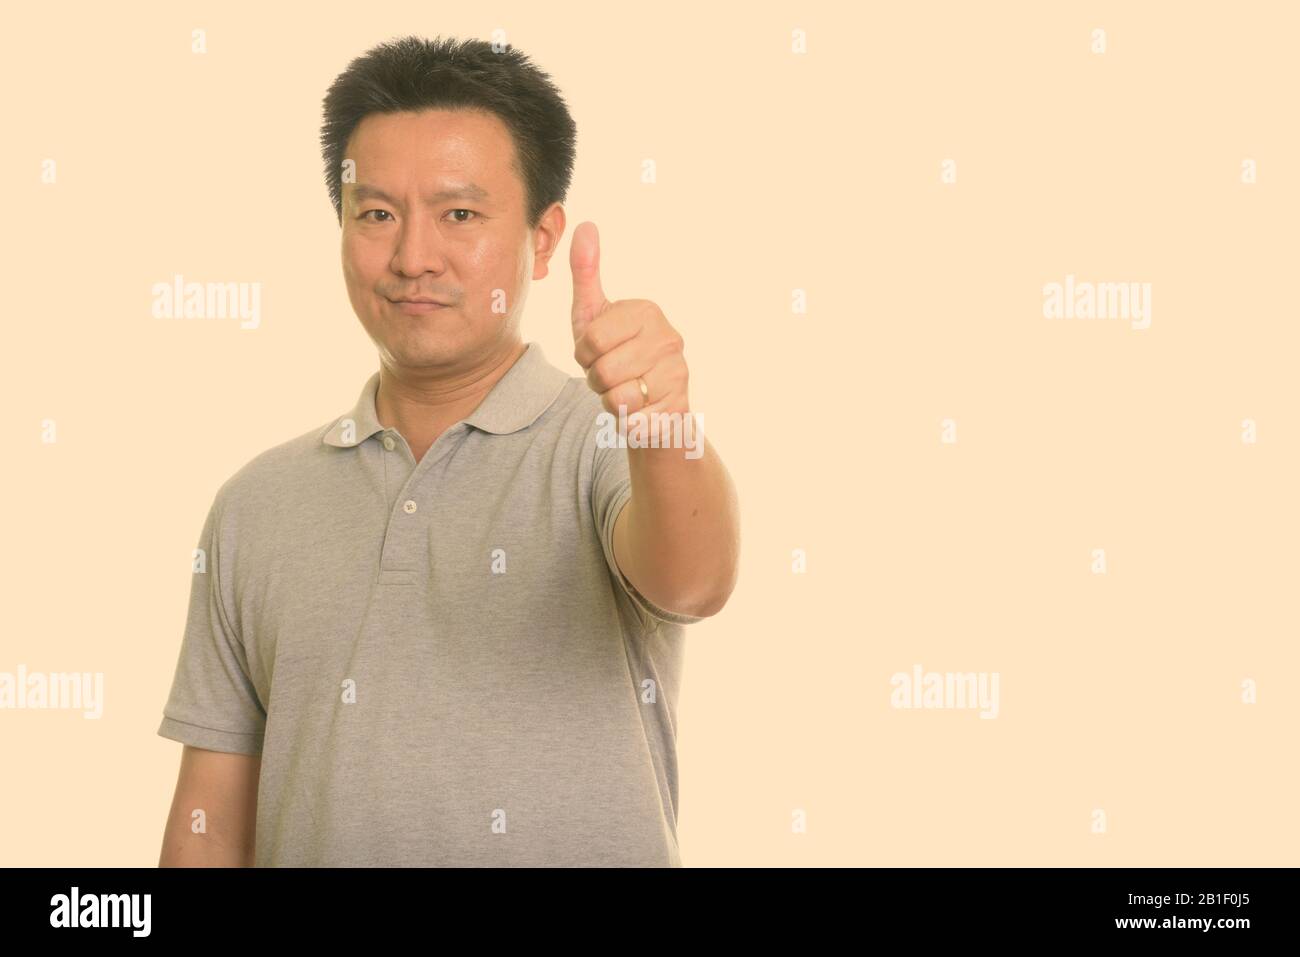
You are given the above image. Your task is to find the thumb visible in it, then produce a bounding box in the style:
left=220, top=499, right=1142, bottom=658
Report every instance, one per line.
left=569, top=221, right=607, bottom=342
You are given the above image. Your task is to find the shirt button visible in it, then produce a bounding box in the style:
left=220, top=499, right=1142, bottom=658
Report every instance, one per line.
left=403, top=499, right=417, bottom=514
left=382, top=436, right=395, bottom=451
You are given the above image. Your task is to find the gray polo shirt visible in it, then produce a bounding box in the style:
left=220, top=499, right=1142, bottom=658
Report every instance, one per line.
left=157, top=341, right=704, bottom=866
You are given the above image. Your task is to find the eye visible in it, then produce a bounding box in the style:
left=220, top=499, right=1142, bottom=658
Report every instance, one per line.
left=446, top=209, right=478, bottom=224
left=360, top=209, right=393, bottom=222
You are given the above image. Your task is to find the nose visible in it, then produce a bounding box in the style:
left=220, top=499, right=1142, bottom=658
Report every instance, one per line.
left=389, top=213, right=449, bottom=279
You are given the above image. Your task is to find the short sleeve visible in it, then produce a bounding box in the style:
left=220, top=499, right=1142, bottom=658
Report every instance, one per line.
left=156, top=492, right=266, bottom=755
left=592, top=438, right=706, bottom=628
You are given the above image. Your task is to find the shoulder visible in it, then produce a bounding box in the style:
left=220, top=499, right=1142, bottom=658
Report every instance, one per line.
left=532, top=377, right=613, bottom=459
left=208, top=419, right=338, bottom=519
left=543, top=376, right=605, bottom=428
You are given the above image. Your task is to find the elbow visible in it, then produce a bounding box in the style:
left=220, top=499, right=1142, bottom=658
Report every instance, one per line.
left=679, top=563, right=740, bottom=619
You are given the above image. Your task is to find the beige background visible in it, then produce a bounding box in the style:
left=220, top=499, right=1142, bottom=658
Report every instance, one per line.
left=3, top=1, right=1296, bottom=866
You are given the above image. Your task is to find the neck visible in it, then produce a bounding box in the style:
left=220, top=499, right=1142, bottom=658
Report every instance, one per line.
left=375, top=338, right=527, bottom=457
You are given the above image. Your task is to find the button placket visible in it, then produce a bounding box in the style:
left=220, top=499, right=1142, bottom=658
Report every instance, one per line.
left=375, top=430, right=420, bottom=584
left=376, top=424, right=464, bottom=584
left=377, top=491, right=423, bottom=584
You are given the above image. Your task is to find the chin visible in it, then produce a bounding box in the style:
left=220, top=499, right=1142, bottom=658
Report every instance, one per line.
left=389, top=336, right=468, bottom=368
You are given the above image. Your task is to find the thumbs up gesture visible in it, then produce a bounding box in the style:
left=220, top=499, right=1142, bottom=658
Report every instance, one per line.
left=570, top=221, right=690, bottom=419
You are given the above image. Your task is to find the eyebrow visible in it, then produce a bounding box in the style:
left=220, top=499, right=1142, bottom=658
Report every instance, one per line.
left=347, top=183, right=491, bottom=207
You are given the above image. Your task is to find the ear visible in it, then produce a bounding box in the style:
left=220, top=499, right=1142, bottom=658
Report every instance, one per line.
left=530, top=202, right=567, bottom=281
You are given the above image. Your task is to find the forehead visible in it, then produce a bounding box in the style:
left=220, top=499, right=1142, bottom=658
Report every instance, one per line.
left=343, top=109, right=520, bottom=203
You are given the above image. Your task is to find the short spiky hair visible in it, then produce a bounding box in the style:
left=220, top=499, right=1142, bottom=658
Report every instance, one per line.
left=320, top=35, right=577, bottom=229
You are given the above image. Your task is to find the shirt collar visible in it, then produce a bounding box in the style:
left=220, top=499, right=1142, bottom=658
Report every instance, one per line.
left=322, top=341, right=571, bottom=448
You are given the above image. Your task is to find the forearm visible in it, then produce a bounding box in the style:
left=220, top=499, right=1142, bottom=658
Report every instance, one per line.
left=617, top=435, right=740, bottom=617
left=159, top=817, right=254, bottom=867
left=159, top=748, right=259, bottom=867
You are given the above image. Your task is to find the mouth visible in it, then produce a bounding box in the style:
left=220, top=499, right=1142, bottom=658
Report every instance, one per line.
left=387, top=297, right=450, bottom=315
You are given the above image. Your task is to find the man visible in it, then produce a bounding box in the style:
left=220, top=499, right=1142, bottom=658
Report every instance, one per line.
left=156, top=35, right=740, bottom=867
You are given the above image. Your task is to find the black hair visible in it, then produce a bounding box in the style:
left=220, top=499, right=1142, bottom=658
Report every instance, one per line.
left=320, top=35, right=577, bottom=229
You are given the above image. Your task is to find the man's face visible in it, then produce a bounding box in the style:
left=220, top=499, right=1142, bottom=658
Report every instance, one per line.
left=340, top=108, right=559, bottom=372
